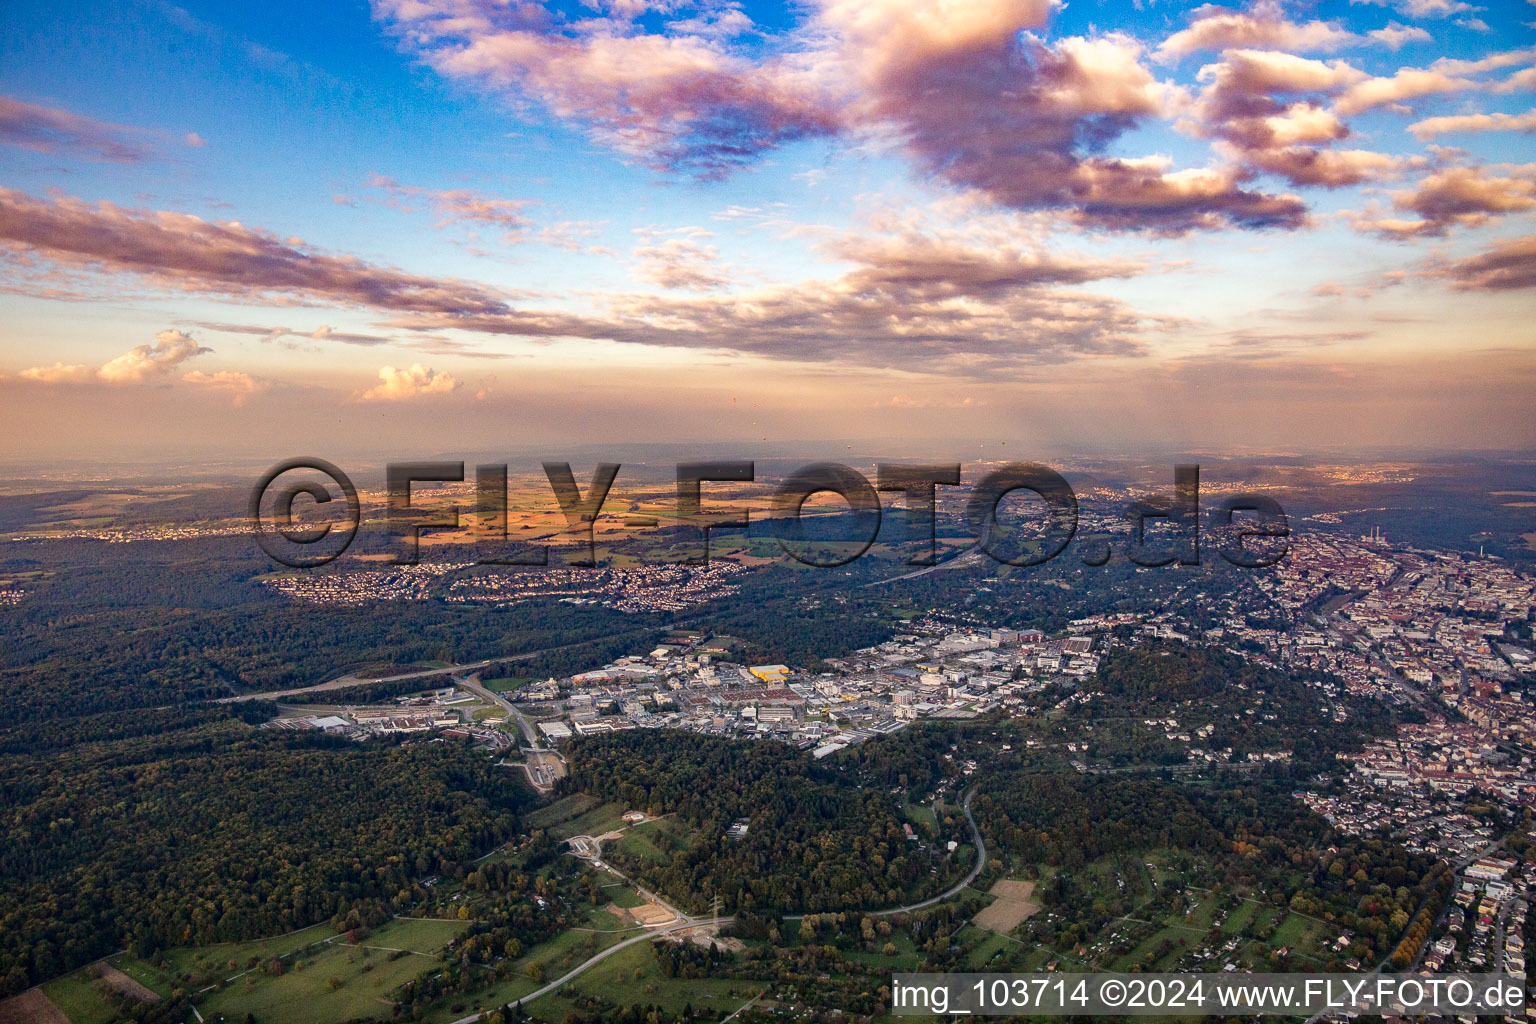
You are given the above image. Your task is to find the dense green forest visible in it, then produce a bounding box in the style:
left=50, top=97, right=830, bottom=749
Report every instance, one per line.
left=0, top=534, right=654, bottom=721
left=563, top=731, right=967, bottom=914
left=0, top=719, right=531, bottom=996
left=1080, top=643, right=1413, bottom=768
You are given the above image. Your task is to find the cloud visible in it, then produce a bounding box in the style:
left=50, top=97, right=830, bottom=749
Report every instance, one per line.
left=181, top=369, right=265, bottom=404
left=371, top=0, right=841, bottom=179
left=1335, top=67, right=1477, bottom=115
left=1196, top=50, right=1365, bottom=114
left=183, top=132, right=207, bottom=148
left=17, top=362, right=95, bottom=383
left=1495, top=67, right=1536, bottom=93
left=188, top=321, right=394, bottom=346
left=1432, top=47, right=1536, bottom=76
left=392, top=216, right=1170, bottom=376
left=365, top=175, right=537, bottom=236
left=1239, top=145, right=1403, bottom=187
left=1420, top=234, right=1536, bottom=290
left=359, top=363, right=461, bottom=400
left=1352, top=0, right=1477, bottom=18
left=17, top=330, right=218, bottom=386
left=833, top=21, right=1304, bottom=233
left=1155, top=4, right=1357, bottom=62
left=1353, top=163, right=1536, bottom=236
left=1366, top=24, right=1434, bottom=48
left=631, top=232, right=731, bottom=290
left=374, top=1, right=1308, bottom=234
left=97, top=329, right=211, bottom=382
left=1188, top=51, right=1399, bottom=188
left=0, top=186, right=514, bottom=315
left=0, top=96, right=155, bottom=163
left=1409, top=109, right=1536, bottom=138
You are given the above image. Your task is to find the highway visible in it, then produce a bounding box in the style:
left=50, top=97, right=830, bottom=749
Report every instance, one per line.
left=214, top=628, right=651, bottom=704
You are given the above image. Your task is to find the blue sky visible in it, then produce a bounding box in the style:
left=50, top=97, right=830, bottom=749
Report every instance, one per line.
left=0, top=0, right=1533, bottom=458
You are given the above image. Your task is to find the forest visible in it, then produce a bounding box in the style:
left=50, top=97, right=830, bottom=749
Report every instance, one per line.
left=563, top=731, right=968, bottom=915
left=0, top=717, right=531, bottom=996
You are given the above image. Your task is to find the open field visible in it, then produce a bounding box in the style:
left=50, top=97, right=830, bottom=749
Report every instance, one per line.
left=199, top=941, right=435, bottom=1024
left=972, top=879, right=1039, bottom=934
left=902, top=800, right=936, bottom=826
left=359, top=917, right=469, bottom=954
left=549, top=801, right=629, bottom=840
left=482, top=675, right=533, bottom=692
left=525, top=793, right=600, bottom=830
left=960, top=926, right=1016, bottom=969
left=1221, top=897, right=1259, bottom=935
left=38, top=972, right=115, bottom=1024
left=0, top=989, right=69, bottom=1024
left=605, top=886, right=646, bottom=909
left=629, top=902, right=679, bottom=927
left=614, top=816, right=690, bottom=865
left=157, top=922, right=337, bottom=981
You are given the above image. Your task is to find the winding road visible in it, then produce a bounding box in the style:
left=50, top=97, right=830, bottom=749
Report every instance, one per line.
left=450, top=788, right=986, bottom=1023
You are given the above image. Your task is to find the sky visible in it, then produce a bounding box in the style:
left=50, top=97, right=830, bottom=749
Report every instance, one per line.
left=1, top=0, right=1534, bottom=462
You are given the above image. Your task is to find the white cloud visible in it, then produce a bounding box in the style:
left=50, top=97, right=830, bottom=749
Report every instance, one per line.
left=17, top=362, right=95, bottom=383
left=1366, top=24, right=1433, bottom=48
left=97, top=329, right=210, bottom=382
left=1352, top=0, right=1477, bottom=18
left=359, top=363, right=461, bottom=401
left=18, top=329, right=213, bottom=386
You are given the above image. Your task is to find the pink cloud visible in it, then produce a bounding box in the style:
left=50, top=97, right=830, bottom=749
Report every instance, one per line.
left=0, top=96, right=154, bottom=163
left=1334, top=68, right=1477, bottom=115
left=1366, top=24, right=1434, bottom=49
left=1239, top=145, right=1403, bottom=187
left=631, top=231, right=731, bottom=291
left=1187, top=50, right=1398, bottom=188
left=365, top=176, right=537, bottom=235
left=1422, top=234, right=1536, bottom=290
left=1408, top=109, right=1536, bottom=139
left=376, top=0, right=1311, bottom=233
left=1354, top=163, right=1536, bottom=236
left=1155, top=3, right=1357, bottom=62
left=0, top=186, right=514, bottom=315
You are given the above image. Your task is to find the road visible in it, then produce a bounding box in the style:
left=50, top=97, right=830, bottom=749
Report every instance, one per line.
left=449, top=788, right=987, bottom=1023
left=454, top=915, right=711, bottom=1021
left=868, top=788, right=986, bottom=917
left=214, top=628, right=651, bottom=704
left=454, top=672, right=568, bottom=792
left=457, top=673, right=541, bottom=749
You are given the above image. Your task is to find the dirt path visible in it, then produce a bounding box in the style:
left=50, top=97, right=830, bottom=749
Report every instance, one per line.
left=94, top=964, right=159, bottom=1004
